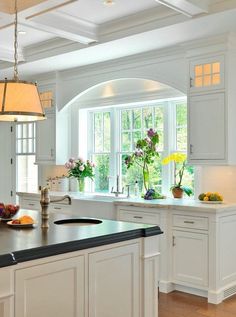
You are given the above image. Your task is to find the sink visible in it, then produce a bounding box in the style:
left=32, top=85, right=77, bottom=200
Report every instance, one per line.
left=54, top=218, right=103, bottom=226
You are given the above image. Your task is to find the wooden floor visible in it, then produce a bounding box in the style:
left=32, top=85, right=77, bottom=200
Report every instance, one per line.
left=159, top=291, right=236, bottom=317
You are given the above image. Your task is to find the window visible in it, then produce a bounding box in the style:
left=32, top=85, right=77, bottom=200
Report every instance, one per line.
left=16, top=123, right=38, bottom=192
left=86, top=98, right=194, bottom=196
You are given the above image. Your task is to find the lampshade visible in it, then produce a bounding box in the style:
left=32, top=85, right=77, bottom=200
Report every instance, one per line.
left=0, top=80, right=46, bottom=122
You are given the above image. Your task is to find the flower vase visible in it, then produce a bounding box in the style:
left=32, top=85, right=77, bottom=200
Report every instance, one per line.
left=143, top=168, right=150, bottom=193
left=78, top=178, right=85, bottom=193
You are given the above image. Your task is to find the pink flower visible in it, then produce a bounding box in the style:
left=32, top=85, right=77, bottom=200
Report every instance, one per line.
left=135, top=149, right=143, bottom=157
left=69, top=158, right=75, bottom=163
left=71, top=162, right=76, bottom=168
left=79, top=165, right=85, bottom=171
left=65, top=162, right=72, bottom=169
left=92, top=163, right=96, bottom=167
left=147, top=128, right=156, bottom=137
left=145, top=137, right=151, bottom=144
left=78, top=157, right=84, bottom=163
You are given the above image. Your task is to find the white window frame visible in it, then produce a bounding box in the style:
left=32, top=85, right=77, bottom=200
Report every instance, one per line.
left=86, top=97, right=190, bottom=195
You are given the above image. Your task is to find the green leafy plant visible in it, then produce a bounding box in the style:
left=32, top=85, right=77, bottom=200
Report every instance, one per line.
left=124, top=128, right=160, bottom=192
left=162, top=152, right=193, bottom=196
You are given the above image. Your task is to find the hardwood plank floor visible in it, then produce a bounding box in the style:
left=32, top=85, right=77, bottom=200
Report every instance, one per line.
left=159, top=291, right=236, bottom=317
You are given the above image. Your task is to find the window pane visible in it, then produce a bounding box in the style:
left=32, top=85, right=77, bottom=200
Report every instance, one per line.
left=28, top=123, right=33, bottom=138
left=94, top=113, right=102, bottom=132
left=93, top=154, right=110, bottom=193
left=132, top=109, right=141, bottom=129
left=121, top=110, right=131, bottom=130
left=133, top=131, right=141, bottom=149
left=143, top=107, right=153, bottom=130
left=154, top=106, right=164, bottom=130
left=177, top=128, right=187, bottom=151
left=104, top=112, right=111, bottom=152
left=22, top=139, right=27, bottom=153
left=157, top=130, right=164, bottom=151
left=122, top=132, right=131, bottom=152
left=17, top=124, right=22, bottom=138
left=94, top=133, right=103, bottom=152
left=22, top=124, right=27, bottom=138
left=176, top=104, right=187, bottom=126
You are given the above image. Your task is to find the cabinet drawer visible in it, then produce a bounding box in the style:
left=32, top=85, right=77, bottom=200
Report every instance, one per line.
left=173, top=214, right=208, bottom=230
left=119, top=210, right=160, bottom=225
left=20, top=199, right=40, bottom=211
left=49, top=204, right=72, bottom=214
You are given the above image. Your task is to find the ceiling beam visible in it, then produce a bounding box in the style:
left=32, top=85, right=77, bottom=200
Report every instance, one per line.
left=155, top=0, right=209, bottom=17
left=0, top=46, right=24, bottom=63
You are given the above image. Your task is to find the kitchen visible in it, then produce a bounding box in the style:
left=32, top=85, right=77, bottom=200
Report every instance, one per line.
left=1, top=1, right=236, bottom=317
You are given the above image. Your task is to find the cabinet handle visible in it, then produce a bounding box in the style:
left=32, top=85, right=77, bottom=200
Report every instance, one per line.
left=133, top=216, right=143, bottom=219
left=53, top=207, right=62, bottom=210
left=190, top=144, right=193, bottom=154
left=184, top=221, right=195, bottom=224
left=190, top=77, right=193, bottom=88
left=50, top=149, right=54, bottom=157
left=172, top=236, right=176, bottom=247
left=28, top=203, right=35, bottom=206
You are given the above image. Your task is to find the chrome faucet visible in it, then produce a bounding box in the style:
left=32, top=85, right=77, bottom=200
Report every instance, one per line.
left=111, top=175, right=124, bottom=197
left=40, top=187, right=71, bottom=228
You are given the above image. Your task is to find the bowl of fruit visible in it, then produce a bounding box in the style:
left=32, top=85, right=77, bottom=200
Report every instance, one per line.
left=198, top=192, right=223, bottom=204
left=0, top=203, right=20, bottom=221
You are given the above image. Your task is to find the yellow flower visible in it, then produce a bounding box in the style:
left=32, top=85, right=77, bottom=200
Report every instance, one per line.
left=162, top=152, right=186, bottom=165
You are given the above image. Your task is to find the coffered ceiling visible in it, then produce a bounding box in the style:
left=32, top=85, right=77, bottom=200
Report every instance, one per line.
left=0, top=0, right=236, bottom=77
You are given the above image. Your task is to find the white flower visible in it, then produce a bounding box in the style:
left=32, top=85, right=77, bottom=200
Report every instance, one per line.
left=79, top=165, right=85, bottom=171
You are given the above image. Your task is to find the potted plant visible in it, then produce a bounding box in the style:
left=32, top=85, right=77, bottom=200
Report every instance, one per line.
left=124, top=128, right=162, bottom=198
left=65, top=157, right=95, bottom=192
left=162, top=152, right=193, bottom=198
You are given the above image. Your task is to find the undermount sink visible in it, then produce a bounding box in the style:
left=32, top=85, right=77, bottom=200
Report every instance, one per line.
left=54, top=218, right=103, bottom=226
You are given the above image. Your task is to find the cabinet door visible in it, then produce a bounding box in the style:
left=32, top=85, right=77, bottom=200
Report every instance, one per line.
left=89, top=243, right=140, bottom=317
left=172, top=230, right=208, bottom=287
left=36, top=112, right=55, bottom=163
left=188, top=93, right=225, bottom=161
left=0, top=297, right=13, bottom=317
left=15, top=256, right=85, bottom=317
left=189, top=55, right=224, bottom=92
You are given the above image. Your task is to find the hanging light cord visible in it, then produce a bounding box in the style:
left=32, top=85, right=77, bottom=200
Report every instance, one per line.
left=13, top=0, right=19, bottom=81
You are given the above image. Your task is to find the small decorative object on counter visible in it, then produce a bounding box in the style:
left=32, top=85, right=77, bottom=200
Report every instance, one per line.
left=134, top=180, right=139, bottom=198
left=57, top=176, right=69, bottom=192
left=162, top=152, right=193, bottom=199
left=65, top=157, right=95, bottom=193
left=143, top=189, right=165, bottom=200
left=124, top=128, right=160, bottom=196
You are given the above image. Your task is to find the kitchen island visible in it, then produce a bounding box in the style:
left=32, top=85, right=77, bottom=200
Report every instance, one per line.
left=0, top=210, right=162, bottom=317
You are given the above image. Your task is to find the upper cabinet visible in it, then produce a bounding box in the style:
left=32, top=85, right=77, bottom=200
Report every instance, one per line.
left=35, top=85, right=69, bottom=165
left=187, top=41, right=236, bottom=165
left=189, top=55, right=225, bottom=92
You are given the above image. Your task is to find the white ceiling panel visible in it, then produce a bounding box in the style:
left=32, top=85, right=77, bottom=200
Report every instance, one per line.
left=57, top=0, right=161, bottom=25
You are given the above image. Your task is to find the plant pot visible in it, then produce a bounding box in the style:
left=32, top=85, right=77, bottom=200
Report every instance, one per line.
left=172, top=187, right=184, bottom=199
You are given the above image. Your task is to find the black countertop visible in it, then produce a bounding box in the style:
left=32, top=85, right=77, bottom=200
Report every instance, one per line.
left=0, top=210, right=163, bottom=268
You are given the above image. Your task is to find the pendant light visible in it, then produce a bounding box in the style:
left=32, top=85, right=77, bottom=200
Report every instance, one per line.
left=0, top=0, right=45, bottom=122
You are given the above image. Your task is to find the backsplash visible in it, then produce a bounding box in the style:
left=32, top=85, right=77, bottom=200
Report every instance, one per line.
left=198, top=166, right=236, bottom=203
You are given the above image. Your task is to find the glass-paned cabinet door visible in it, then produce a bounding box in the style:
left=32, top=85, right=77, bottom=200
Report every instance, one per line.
left=189, top=55, right=224, bottom=92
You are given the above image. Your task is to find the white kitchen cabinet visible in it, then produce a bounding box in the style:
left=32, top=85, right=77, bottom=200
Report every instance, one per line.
left=15, top=256, right=85, bottom=317
left=189, top=55, right=224, bottom=93
left=0, top=269, right=14, bottom=317
left=0, top=298, right=13, bottom=317
left=187, top=42, right=236, bottom=165
left=35, top=107, right=69, bottom=165
left=172, top=230, right=208, bottom=287
left=188, top=92, right=225, bottom=162
left=89, top=243, right=140, bottom=317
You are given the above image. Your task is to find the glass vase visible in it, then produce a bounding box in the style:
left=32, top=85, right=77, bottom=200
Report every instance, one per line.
left=143, top=168, right=150, bottom=193
left=78, top=178, right=85, bottom=193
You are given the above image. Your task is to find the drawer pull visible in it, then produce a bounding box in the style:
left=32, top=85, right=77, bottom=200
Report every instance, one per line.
left=184, top=221, right=195, bottom=224
left=28, top=203, right=35, bottom=206
left=133, top=216, right=143, bottom=219
left=53, top=207, right=62, bottom=210
left=172, top=236, right=176, bottom=247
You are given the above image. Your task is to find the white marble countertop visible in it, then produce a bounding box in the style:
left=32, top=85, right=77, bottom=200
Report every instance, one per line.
left=16, top=191, right=236, bottom=213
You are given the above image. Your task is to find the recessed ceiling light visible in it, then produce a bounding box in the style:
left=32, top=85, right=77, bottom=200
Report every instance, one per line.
left=18, top=30, right=26, bottom=35
left=103, top=0, right=115, bottom=6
